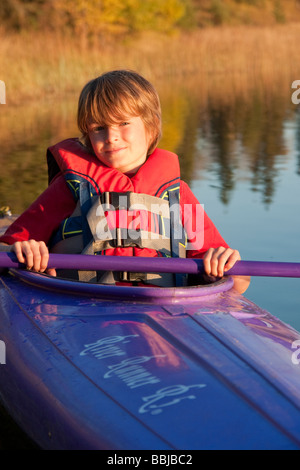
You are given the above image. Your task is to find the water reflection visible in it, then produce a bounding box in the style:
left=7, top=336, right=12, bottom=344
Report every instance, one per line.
left=172, top=87, right=296, bottom=206
left=295, top=109, right=300, bottom=176
left=0, top=82, right=298, bottom=213
left=0, top=99, right=78, bottom=213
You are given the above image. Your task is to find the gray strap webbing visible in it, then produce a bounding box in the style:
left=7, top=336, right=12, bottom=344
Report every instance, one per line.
left=52, top=191, right=187, bottom=285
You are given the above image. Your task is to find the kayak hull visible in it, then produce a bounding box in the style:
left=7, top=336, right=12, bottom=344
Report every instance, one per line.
left=1, top=270, right=300, bottom=450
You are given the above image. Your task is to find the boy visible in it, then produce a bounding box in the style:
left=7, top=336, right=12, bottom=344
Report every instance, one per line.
left=0, top=70, right=250, bottom=293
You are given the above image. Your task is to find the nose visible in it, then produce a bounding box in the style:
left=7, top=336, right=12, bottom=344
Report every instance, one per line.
left=105, top=126, right=119, bottom=143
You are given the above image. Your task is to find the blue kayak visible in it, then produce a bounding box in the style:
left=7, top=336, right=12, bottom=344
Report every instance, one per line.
left=0, top=268, right=300, bottom=450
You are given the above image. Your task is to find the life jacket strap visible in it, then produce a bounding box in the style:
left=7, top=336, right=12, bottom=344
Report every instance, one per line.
left=51, top=186, right=187, bottom=286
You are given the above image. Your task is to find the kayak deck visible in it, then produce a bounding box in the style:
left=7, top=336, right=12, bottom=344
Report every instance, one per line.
left=0, top=270, right=300, bottom=449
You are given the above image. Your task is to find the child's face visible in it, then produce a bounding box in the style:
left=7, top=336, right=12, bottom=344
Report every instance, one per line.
left=87, top=116, right=150, bottom=174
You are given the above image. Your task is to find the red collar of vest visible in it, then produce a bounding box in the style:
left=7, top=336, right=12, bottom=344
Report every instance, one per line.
left=48, top=138, right=181, bottom=197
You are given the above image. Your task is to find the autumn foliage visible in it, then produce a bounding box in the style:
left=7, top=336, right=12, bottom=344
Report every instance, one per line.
left=1, top=0, right=300, bottom=35
left=0, top=0, right=191, bottom=34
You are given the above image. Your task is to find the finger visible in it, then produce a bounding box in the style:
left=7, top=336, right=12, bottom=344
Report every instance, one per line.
left=202, top=248, right=214, bottom=275
left=214, top=248, right=235, bottom=277
left=30, top=240, right=51, bottom=272
left=46, top=268, right=57, bottom=277
left=202, top=272, right=218, bottom=283
left=26, top=240, right=44, bottom=272
left=38, top=241, right=49, bottom=272
left=17, top=241, right=35, bottom=269
left=11, top=241, right=26, bottom=264
left=210, top=246, right=227, bottom=277
left=224, top=250, right=241, bottom=272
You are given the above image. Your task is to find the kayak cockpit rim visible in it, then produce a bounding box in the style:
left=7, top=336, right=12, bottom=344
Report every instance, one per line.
left=7, top=269, right=234, bottom=304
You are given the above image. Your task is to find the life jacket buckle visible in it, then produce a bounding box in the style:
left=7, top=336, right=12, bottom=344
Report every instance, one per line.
left=112, top=227, right=143, bottom=248
left=118, top=271, right=147, bottom=282
left=102, top=191, right=131, bottom=210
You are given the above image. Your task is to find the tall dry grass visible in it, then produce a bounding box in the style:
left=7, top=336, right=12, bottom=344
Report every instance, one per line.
left=1, top=23, right=300, bottom=105
left=1, top=23, right=300, bottom=211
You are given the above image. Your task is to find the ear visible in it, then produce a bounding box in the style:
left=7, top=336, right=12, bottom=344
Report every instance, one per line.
left=146, top=128, right=155, bottom=154
left=80, top=134, right=93, bottom=152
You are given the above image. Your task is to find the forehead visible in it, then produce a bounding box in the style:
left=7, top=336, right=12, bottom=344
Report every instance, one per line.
left=88, top=99, right=140, bottom=125
left=88, top=115, right=146, bottom=129
left=87, top=113, right=140, bottom=127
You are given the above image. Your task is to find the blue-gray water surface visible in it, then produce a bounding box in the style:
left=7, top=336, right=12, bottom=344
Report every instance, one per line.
left=191, top=116, right=300, bottom=332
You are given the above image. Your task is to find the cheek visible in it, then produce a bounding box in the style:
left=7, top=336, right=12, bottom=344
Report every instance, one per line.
left=138, top=124, right=149, bottom=146
left=145, top=130, right=153, bottom=151
left=85, top=134, right=93, bottom=149
left=88, top=133, right=101, bottom=153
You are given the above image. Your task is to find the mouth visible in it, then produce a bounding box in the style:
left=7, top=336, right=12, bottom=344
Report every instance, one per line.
left=104, top=147, right=126, bottom=154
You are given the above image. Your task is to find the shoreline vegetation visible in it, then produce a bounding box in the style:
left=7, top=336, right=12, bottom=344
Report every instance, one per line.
left=1, top=21, right=300, bottom=105
left=1, top=2, right=300, bottom=212
left=1, top=0, right=300, bottom=104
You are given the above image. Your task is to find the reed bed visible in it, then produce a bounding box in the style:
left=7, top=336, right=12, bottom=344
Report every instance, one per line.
left=1, top=23, right=300, bottom=105
left=1, top=23, right=300, bottom=212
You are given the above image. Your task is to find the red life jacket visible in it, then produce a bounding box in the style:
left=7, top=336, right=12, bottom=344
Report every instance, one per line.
left=47, top=139, right=186, bottom=285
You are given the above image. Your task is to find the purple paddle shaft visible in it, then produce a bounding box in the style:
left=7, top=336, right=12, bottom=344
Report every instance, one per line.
left=1, top=252, right=300, bottom=277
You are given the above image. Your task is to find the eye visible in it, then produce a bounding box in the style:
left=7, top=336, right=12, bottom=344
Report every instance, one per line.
left=91, top=125, right=105, bottom=133
left=120, top=121, right=130, bottom=126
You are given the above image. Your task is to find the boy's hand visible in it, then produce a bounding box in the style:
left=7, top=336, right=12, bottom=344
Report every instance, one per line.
left=11, top=240, right=56, bottom=276
left=203, top=246, right=250, bottom=294
left=203, top=246, right=241, bottom=278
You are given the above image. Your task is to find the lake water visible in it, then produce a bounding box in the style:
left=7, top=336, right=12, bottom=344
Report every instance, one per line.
left=191, top=114, right=300, bottom=332
left=0, top=80, right=300, bottom=447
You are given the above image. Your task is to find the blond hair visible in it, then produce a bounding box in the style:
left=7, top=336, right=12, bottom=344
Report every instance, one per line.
left=77, top=70, right=162, bottom=155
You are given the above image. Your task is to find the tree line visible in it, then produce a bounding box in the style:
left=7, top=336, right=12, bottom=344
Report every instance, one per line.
left=0, top=0, right=296, bottom=35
